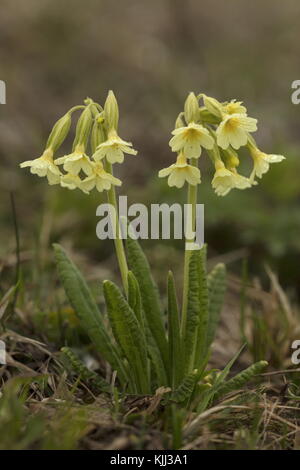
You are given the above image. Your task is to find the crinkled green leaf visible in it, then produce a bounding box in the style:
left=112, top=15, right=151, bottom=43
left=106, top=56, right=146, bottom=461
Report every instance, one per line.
left=146, top=327, right=168, bottom=389
left=103, top=279, right=150, bottom=394
left=171, top=370, right=199, bottom=404
left=61, top=346, right=111, bottom=393
left=194, top=245, right=209, bottom=370
left=127, top=270, right=166, bottom=389
left=128, top=271, right=145, bottom=332
left=167, top=271, right=183, bottom=387
left=53, top=243, right=126, bottom=383
left=184, top=250, right=201, bottom=373
left=214, top=360, right=268, bottom=400
left=126, top=237, right=168, bottom=374
left=206, top=263, right=226, bottom=352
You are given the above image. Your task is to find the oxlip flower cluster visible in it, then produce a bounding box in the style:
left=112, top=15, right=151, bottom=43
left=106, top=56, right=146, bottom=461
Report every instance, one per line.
left=19, top=91, right=137, bottom=194
left=159, top=92, right=285, bottom=196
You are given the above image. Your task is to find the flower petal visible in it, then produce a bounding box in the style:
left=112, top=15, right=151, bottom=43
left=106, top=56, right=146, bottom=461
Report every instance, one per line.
left=158, top=165, right=175, bottom=178
left=168, top=169, right=185, bottom=188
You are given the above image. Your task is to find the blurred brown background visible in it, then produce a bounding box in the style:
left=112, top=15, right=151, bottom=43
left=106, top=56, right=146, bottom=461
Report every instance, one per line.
left=0, top=0, right=300, bottom=297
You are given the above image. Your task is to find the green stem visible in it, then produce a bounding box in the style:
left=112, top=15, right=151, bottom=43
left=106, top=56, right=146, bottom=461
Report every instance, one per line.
left=181, top=158, right=198, bottom=336
left=105, top=161, right=129, bottom=296
left=68, top=105, right=86, bottom=114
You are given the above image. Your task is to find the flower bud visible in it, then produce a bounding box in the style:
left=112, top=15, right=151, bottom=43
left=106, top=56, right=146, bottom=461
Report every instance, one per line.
left=199, top=108, right=220, bottom=124
left=203, top=95, right=223, bottom=119
left=46, top=112, right=72, bottom=152
left=104, top=90, right=119, bottom=131
left=72, top=105, right=93, bottom=150
left=91, top=114, right=106, bottom=154
left=174, top=112, right=185, bottom=129
left=184, top=92, right=199, bottom=123
left=223, top=147, right=240, bottom=168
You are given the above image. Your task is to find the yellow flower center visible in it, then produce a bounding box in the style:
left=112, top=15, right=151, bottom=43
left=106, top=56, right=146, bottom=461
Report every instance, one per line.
left=214, top=159, right=225, bottom=171
left=224, top=117, right=239, bottom=130
left=184, top=127, right=199, bottom=140
left=41, top=148, right=54, bottom=162
left=75, top=143, right=85, bottom=153
left=226, top=104, right=235, bottom=113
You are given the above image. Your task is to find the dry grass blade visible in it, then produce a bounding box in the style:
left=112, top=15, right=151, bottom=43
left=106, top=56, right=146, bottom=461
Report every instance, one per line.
left=183, top=405, right=251, bottom=438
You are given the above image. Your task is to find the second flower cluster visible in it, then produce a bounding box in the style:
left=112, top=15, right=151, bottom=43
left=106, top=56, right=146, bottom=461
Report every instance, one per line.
left=159, top=93, right=284, bottom=196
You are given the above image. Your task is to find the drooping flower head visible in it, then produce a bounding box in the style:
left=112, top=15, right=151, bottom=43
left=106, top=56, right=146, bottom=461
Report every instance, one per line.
left=20, top=148, right=61, bottom=185
left=54, top=145, right=93, bottom=176
left=249, top=145, right=285, bottom=181
left=93, top=130, right=137, bottom=164
left=91, top=91, right=138, bottom=165
left=20, top=111, right=74, bottom=184
left=158, top=152, right=201, bottom=188
left=19, top=92, right=139, bottom=195
left=211, top=160, right=251, bottom=197
left=54, top=105, right=94, bottom=175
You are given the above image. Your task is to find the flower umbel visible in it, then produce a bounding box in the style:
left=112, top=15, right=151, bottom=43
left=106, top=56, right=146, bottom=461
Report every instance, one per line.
left=158, top=152, right=200, bottom=188
left=216, top=113, right=257, bottom=150
left=169, top=122, right=214, bottom=159
left=93, top=130, right=137, bottom=164
left=20, top=148, right=61, bottom=185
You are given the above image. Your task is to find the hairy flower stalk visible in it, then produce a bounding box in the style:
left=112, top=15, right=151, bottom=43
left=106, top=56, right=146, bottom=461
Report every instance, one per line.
left=181, top=157, right=198, bottom=336
left=105, top=159, right=129, bottom=295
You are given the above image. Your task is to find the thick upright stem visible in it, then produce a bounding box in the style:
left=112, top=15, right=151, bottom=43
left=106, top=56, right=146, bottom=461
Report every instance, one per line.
left=181, top=158, right=198, bottom=336
left=105, top=161, right=129, bottom=296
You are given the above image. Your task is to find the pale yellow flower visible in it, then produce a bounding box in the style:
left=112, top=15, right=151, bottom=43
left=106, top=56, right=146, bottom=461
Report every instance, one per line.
left=80, top=162, right=122, bottom=193
left=158, top=153, right=201, bottom=188
left=216, top=113, right=257, bottom=150
left=212, top=162, right=251, bottom=196
left=93, top=130, right=137, bottom=164
left=249, top=147, right=285, bottom=180
left=222, top=100, right=247, bottom=115
left=169, top=122, right=214, bottom=159
left=20, top=148, right=61, bottom=185
left=55, top=145, right=93, bottom=176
